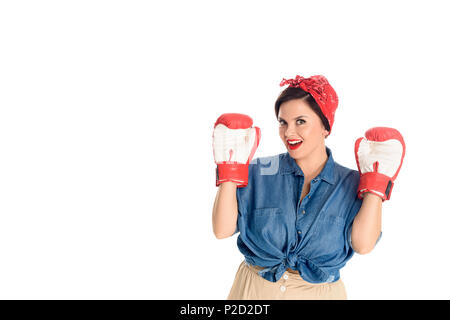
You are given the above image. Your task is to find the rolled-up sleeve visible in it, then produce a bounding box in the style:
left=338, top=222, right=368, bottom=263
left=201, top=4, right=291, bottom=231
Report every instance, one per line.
left=233, top=163, right=255, bottom=235
left=344, top=196, right=362, bottom=251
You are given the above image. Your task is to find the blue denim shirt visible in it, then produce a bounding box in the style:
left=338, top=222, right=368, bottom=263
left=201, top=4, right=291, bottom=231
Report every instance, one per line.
left=235, top=146, right=378, bottom=284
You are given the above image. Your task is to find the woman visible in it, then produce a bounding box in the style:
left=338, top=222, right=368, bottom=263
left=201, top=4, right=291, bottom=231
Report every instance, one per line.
left=212, top=75, right=406, bottom=300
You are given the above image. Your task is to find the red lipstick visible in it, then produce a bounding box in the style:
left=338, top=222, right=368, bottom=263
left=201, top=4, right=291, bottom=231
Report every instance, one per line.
left=287, top=139, right=303, bottom=150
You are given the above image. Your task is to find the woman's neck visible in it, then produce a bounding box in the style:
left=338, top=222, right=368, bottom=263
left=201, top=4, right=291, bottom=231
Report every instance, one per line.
left=295, top=146, right=328, bottom=181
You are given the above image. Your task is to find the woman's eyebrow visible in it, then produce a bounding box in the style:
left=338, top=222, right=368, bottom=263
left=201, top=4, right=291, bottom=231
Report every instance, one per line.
left=278, top=115, right=308, bottom=121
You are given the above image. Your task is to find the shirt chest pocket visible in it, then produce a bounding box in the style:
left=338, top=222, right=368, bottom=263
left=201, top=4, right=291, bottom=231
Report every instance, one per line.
left=248, top=207, right=288, bottom=249
left=311, top=215, right=346, bottom=252
left=251, top=207, right=282, bottom=228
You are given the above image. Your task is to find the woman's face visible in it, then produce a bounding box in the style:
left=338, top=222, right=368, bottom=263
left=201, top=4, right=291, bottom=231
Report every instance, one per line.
left=278, top=98, right=329, bottom=159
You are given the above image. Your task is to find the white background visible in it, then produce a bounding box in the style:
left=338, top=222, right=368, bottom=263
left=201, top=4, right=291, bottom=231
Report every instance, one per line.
left=0, top=0, right=449, bottom=299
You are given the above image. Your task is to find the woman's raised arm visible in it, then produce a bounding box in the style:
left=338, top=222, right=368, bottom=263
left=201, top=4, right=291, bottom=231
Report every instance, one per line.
left=212, top=182, right=238, bottom=239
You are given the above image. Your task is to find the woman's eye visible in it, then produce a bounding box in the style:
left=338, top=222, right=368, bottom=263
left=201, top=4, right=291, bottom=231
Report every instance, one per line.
left=296, top=119, right=305, bottom=125
left=279, top=121, right=286, bottom=126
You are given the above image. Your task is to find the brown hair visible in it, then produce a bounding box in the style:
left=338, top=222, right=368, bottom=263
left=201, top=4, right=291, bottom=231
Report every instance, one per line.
left=274, top=87, right=330, bottom=132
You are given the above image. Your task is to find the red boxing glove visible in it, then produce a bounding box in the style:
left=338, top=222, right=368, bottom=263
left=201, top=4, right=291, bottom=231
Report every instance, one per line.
left=212, top=113, right=261, bottom=187
left=354, top=127, right=406, bottom=201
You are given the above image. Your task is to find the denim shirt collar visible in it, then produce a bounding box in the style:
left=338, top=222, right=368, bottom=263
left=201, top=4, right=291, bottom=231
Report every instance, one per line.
left=279, top=146, right=336, bottom=185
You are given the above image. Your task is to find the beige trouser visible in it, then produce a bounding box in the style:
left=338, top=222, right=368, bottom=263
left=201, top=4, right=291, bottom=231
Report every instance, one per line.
left=227, top=260, right=347, bottom=300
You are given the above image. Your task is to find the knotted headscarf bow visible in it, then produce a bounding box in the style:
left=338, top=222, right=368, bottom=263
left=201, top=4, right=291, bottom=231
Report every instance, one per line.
left=280, top=75, right=339, bottom=135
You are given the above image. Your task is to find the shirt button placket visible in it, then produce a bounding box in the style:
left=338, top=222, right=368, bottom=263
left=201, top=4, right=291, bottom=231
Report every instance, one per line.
left=280, top=272, right=289, bottom=293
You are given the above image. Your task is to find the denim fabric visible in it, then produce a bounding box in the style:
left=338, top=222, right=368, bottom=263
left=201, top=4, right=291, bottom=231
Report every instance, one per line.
left=235, top=146, right=378, bottom=284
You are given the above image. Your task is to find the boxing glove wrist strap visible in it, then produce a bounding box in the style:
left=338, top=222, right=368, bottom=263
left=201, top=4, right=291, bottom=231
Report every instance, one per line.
left=216, top=163, right=249, bottom=187
left=358, top=172, right=394, bottom=201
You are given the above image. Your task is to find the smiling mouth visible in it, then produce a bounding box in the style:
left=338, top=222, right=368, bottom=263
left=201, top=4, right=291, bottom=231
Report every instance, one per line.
left=287, top=139, right=303, bottom=150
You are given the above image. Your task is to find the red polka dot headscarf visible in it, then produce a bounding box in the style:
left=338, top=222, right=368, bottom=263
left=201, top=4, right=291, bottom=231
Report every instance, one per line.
left=280, top=75, right=339, bottom=135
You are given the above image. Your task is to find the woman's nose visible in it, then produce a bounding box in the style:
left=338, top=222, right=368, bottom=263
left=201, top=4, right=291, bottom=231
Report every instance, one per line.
left=285, top=124, right=297, bottom=137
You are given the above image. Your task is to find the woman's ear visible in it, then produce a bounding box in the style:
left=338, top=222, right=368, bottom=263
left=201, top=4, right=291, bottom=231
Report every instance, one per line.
left=323, top=130, right=330, bottom=138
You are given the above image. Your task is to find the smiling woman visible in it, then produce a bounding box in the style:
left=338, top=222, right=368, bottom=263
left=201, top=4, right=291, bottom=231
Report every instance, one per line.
left=212, top=74, right=404, bottom=300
